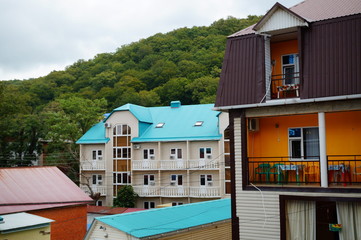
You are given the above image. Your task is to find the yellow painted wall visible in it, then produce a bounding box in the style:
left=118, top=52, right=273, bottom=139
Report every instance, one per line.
left=1, top=225, right=51, bottom=240
left=248, top=111, right=361, bottom=158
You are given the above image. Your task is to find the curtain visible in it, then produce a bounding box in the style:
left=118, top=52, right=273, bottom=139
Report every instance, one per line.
left=286, top=200, right=316, bottom=240
left=336, top=202, right=361, bottom=240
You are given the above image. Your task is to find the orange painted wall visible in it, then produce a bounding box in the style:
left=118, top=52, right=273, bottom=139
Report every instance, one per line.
left=325, top=111, right=361, bottom=155
left=248, top=111, right=361, bottom=158
left=248, top=114, right=318, bottom=158
left=271, top=39, right=298, bottom=76
left=30, top=205, right=88, bottom=240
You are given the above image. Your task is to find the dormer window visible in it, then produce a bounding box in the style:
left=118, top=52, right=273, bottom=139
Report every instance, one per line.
left=194, top=121, right=203, bottom=126
left=156, top=123, right=165, bottom=128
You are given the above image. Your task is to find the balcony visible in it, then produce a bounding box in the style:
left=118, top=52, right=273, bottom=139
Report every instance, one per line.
left=80, top=160, right=105, bottom=171
left=132, top=159, right=220, bottom=170
left=271, top=72, right=300, bottom=99
left=247, top=155, right=361, bottom=187
left=133, top=186, right=221, bottom=198
left=80, top=185, right=106, bottom=196
left=133, top=186, right=159, bottom=197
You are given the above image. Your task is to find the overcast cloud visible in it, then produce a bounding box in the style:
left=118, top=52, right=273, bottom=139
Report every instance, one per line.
left=0, top=0, right=301, bottom=80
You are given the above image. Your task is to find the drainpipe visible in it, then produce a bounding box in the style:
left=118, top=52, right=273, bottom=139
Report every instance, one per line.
left=318, top=112, right=328, bottom=188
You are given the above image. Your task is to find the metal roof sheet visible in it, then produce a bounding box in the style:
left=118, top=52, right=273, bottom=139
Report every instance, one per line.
left=0, top=167, right=92, bottom=214
left=95, top=199, right=231, bottom=238
left=76, top=122, right=110, bottom=144
left=230, top=0, right=361, bottom=37
left=0, top=212, right=53, bottom=232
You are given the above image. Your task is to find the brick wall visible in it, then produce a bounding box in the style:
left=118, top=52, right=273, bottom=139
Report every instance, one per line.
left=31, top=205, right=88, bottom=240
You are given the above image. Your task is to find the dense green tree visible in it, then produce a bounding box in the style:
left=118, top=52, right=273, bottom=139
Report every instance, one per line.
left=113, top=185, right=139, bottom=208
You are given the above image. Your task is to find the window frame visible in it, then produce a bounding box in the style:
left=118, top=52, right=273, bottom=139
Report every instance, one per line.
left=199, top=147, right=212, bottom=159
left=200, top=174, right=213, bottom=186
left=92, top=150, right=103, bottom=160
left=170, top=148, right=182, bottom=160
left=170, top=174, right=183, bottom=186
left=113, top=172, right=131, bottom=185
left=143, top=174, right=155, bottom=186
left=288, top=127, right=320, bottom=160
left=144, top=201, right=155, bottom=209
left=92, top=174, right=103, bottom=185
left=143, top=149, right=155, bottom=160
left=281, top=53, right=299, bottom=85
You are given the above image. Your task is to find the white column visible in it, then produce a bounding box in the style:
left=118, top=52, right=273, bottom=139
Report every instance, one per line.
left=318, top=112, right=328, bottom=188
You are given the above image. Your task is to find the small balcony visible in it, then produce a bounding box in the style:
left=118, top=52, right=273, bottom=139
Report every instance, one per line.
left=160, top=186, right=189, bottom=197
left=134, top=186, right=221, bottom=198
left=132, top=159, right=220, bottom=170
left=247, top=155, right=361, bottom=188
left=133, top=186, right=159, bottom=197
left=80, top=185, right=106, bottom=196
left=271, top=72, right=300, bottom=99
left=189, top=186, right=221, bottom=198
left=80, top=160, right=105, bottom=171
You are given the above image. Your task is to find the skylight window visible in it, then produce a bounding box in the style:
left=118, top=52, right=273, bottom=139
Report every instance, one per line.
left=156, top=123, right=165, bottom=128
left=194, top=121, right=203, bottom=126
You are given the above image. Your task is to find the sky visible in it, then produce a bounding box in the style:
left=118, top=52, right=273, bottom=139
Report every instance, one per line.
left=0, top=0, right=301, bottom=81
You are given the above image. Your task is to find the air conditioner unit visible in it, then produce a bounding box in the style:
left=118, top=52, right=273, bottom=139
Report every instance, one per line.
left=170, top=156, right=174, bottom=159
left=133, top=144, right=141, bottom=150
left=98, top=181, right=103, bottom=185
left=98, top=157, right=103, bottom=160
left=150, top=182, right=155, bottom=186
left=207, top=155, right=212, bottom=159
left=248, top=118, right=259, bottom=132
left=208, top=182, right=213, bottom=186
left=104, top=123, right=112, bottom=128
left=150, top=156, right=155, bottom=160
left=170, top=182, right=176, bottom=186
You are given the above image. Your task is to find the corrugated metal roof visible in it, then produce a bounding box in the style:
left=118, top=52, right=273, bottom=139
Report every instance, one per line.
left=78, top=102, right=222, bottom=144
left=95, top=199, right=231, bottom=238
left=0, top=167, right=92, bottom=214
left=87, top=206, right=145, bottom=215
left=76, top=122, right=110, bottom=144
left=230, top=0, right=361, bottom=37
left=0, top=212, right=53, bottom=232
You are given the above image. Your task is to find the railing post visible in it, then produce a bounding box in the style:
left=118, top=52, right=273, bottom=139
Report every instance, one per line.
left=319, top=112, right=328, bottom=187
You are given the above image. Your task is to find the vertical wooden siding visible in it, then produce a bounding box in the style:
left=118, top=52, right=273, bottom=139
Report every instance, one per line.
left=216, top=35, right=265, bottom=107
left=302, top=14, right=361, bottom=98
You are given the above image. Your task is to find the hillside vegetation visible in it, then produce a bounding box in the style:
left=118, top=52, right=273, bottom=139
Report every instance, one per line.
left=0, top=15, right=261, bottom=176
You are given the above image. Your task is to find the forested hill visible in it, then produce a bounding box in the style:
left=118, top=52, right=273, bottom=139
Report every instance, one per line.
left=0, top=15, right=260, bottom=170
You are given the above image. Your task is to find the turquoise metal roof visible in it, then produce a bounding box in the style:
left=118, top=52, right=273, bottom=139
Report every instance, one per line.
left=76, top=122, right=110, bottom=144
left=132, top=103, right=221, bottom=142
left=106, top=103, right=153, bottom=123
left=96, top=199, right=230, bottom=238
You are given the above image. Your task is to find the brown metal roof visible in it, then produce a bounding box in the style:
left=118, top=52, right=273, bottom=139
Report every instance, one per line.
left=87, top=206, right=145, bottom=215
left=230, top=0, right=361, bottom=37
left=0, top=166, right=92, bottom=214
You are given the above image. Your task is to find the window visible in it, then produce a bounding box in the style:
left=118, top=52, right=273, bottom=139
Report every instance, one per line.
left=96, top=200, right=103, bottom=206
left=113, top=124, right=131, bottom=136
left=113, top=147, right=131, bottom=159
left=92, top=174, right=103, bottom=185
left=170, top=174, right=183, bottom=186
left=289, top=127, right=319, bottom=159
left=156, top=123, right=165, bottom=128
left=144, top=201, right=155, bottom=209
left=113, top=172, right=131, bottom=184
left=170, top=148, right=182, bottom=159
left=144, top=174, right=155, bottom=185
left=172, top=202, right=183, bottom=206
left=282, top=54, right=299, bottom=85
left=194, top=121, right=203, bottom=126
left=200, top=174, right=213, bottom=186
left=92, top=150, right=103, bottom=160
left=199, top=147, right=212, bottom=159
left=143, top=149, right=155, bottom=160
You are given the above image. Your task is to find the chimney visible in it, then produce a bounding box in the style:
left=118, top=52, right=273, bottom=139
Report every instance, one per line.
left=170, top=101, right=181, bottom=108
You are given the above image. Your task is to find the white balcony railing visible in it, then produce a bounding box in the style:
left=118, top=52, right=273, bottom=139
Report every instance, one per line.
left=80, top=185, right=106, bottom=196
left=189, top=187, right=220, bottom=198
left=132, top=160, right=158, bottom=170
left=160, top=186, right=189, bottom=197
left=132, top=159, right=220, bottom=170
left=80, top=161, right=105, bottom=170
left=189, top=160, right=219, bottom=169
left=133, top=186, right=160, bottom=196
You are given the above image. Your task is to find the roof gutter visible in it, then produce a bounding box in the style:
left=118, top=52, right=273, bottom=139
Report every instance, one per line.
left=214, top=94, right=361, bottom=111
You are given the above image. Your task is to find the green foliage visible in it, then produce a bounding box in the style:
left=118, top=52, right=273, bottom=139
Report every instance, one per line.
left=0, top=15, right=262, bottom=179
left=113, top=185, right=139, bottom=208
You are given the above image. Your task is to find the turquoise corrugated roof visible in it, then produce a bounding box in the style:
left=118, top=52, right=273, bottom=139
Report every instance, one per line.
left=96, top=199, right=230, bottom=238
left=132, top=103, right=221, bottom=142
left=76, top=122, right=109, bottom=144
left=106, top=103, right=153, bottom=123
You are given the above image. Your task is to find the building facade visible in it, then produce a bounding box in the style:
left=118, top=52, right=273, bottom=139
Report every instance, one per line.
left=77, top=101, right=230, bottom=208
left=215, top=0, right=361, bottom=239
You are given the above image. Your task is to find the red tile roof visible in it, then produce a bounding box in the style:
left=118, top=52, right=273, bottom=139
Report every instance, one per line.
left=230, top=0, right=361, bottom=37
left=0, top=166, right=92, bottom=214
